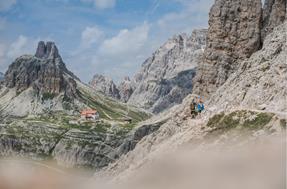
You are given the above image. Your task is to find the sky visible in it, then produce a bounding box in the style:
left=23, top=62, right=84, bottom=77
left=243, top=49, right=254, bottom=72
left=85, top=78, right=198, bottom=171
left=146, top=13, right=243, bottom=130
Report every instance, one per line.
left=0, top=0, right=214, bottom=83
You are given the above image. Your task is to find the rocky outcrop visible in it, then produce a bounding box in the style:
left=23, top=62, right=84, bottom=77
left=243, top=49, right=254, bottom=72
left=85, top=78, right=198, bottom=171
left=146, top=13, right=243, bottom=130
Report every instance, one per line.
left=35, top=41, right=60, bottom=59
left=0, top=41, right=84, bottom=117
left=262, top=0, right=286, bottom=40
left=192, top=0, right=262, bottom=98
left=89, top=74, right=120, bottom=99
left=0, top=121, right=123, bottom=169
left=208, top=21, right=287, bottom=112
left=52, top=129, right=124, bottom=169
left=110, top=120, right=165, bottom=159
left=4, top=41, right=77, bottom=99
left=117, top=77, right=134, bottom=102
left=193, top=0, right=287, bottom=99
left=127, top=29, right=207, bottom=113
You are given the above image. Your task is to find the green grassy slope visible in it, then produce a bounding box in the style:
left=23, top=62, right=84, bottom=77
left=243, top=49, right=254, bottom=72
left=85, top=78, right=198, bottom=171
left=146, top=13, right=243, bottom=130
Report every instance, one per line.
left=76, top=82, right=151, bottom=122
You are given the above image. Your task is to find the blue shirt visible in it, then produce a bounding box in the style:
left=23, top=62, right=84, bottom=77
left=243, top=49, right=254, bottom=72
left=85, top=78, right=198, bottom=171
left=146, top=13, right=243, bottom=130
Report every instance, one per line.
left=197, top=103, right=204, bottom=111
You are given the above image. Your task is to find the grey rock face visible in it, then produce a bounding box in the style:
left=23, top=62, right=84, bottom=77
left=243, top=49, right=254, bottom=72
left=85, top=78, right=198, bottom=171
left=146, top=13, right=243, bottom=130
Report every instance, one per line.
left=262, top=0, right=286, bottom=40
left=127, top=29, right=207, bottom=113
left=0, top=117, right=161, bottom=169
left=0, top=121, right=66, bottom=160
left=193, top=0, right=262, bottom=98
left=193, top=0, right=287, bottom=99
left=89, top=74, right=120, bottom=99
left=0, top=121, right=119, bottom=169
left=117, top=77, right=134, bottom=102
left=35, top=41, right=60, bottom=59
left=208, top=22, right=287, bottom=112
left=111, top=121, right=164, bottom=159
left=4, top=41, right=77, bottom=99
left=52, top=129, right=124, bottom=169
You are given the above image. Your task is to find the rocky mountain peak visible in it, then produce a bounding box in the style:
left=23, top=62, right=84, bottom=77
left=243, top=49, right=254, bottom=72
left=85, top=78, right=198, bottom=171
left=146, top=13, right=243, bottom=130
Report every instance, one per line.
left=123, top=76, right=131, bottom=81
left=4, top=41, right=77, bottom=98
left=89, top=74, right=120, bottom=99
left=35, top=41, right=61, bottom=60
left=118, top=76, right=134, bottom=102
left=88, top=29, right=207, bottom=112
left=127, top=29, right=207, bottom=113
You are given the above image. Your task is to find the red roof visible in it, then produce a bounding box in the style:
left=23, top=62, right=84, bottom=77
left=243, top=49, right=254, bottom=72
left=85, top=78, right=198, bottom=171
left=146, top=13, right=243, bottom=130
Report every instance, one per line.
left=81, top=109, right=97, bottom=115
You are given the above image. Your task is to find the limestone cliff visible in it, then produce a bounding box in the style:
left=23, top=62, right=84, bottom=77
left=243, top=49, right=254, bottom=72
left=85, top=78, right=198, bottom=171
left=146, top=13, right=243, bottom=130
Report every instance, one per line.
left=208, top=21, right=287, bottom=112
left=262, top=0, right=286, bottom=40
left=90, top=29, right=207, bottom=113
left=89, top=74, right=120, bottom=99
left=127, top=29, right=207, bottom=113
left=193, top=0, right=286, bottom=99
left=117, top=77, right=134, bottom=102
left=192, top=0, right=262, bottom=98
left=4, top=41, right=78, bottom=99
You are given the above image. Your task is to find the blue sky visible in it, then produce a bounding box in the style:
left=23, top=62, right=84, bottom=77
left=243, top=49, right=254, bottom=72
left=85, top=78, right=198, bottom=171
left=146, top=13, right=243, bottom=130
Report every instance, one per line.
left=0, top=0, right=214, bottom=82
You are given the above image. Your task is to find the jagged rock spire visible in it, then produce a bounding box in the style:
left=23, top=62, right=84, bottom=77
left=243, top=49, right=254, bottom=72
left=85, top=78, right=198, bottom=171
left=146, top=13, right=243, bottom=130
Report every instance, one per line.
left=35, top=41, right=61, bottom=59
left=89, top=74, right=120, bottom=99
left=5, top=41, right=77, bottom=98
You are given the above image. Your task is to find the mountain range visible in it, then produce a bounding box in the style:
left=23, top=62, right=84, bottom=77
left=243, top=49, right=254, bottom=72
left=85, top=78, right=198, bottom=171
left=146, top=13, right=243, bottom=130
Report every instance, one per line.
left=0, top=0, right=286, bottom=182
left=90, top=29, right=207, bottom=113
left=0, top=41, right=151, bottom=168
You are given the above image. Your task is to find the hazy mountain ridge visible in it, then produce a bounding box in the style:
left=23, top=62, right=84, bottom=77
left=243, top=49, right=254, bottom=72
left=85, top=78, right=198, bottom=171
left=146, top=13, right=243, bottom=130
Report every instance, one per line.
left=90, top=29, right=207, bottom=113
left=127, top=30, right=207, bottom=113
left=89, top=74, right=120, bottom=99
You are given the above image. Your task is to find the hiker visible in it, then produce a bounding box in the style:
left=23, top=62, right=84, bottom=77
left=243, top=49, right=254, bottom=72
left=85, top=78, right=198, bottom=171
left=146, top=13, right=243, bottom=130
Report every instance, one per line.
left=190, top=98, right=198, bottom=118
left=197, top=98, right=205, bottom=113
left=190, top=96, right=205, bottom=118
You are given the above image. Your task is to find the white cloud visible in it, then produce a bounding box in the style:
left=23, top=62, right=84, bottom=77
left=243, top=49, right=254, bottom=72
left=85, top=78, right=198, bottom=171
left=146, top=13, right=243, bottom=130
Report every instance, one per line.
left=99, top=22, right=149, bottom=57
left=7, top=35, right=29, bottom=59
left=0, top=0, right=16, bottom=11
left=0, top=17, right=7, bottom=31
left=67, top=0, right=213, bottom=82
left=81, top=26, right=104, bottom=48
left=67, top=22, right=152, bottom=82
left=0, top=36, right=29, bottom=71
left=94, top=0, right=116, bottom=9
left=81, top=0, right=116, bottom=9
left=0, top=35, right=46, bottom=72
left=0, top=44, right=7, bottom=61
left=157, top=0, right=213, bottom=35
